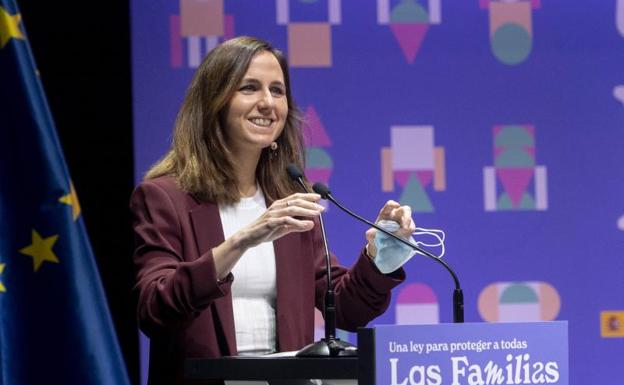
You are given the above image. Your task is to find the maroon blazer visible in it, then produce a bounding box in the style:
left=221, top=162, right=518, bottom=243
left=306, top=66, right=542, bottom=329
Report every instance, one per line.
left=130, top=175, right=405, bottom=384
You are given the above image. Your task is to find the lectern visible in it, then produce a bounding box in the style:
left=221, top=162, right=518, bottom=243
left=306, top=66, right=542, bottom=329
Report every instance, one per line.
left=185, top=322, right=568, bottom=384
left=185, top=356, right=357, bottom=383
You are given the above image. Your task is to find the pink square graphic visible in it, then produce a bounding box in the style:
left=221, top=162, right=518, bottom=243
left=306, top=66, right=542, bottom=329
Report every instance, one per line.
left=181, top=0, right=224, bottom=37
left=288, top=23, right=332, bottom=67
left=489, top=1, right=532, bottom=37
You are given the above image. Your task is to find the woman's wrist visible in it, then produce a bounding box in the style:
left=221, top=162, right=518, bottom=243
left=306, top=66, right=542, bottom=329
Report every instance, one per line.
left=228, top=230, right=252, bottom=253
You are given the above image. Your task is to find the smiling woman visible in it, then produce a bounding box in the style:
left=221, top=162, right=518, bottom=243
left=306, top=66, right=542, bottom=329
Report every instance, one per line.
left=145, top=37, right=303, bottom=205
left=130, top=36, right=411, bottom=385
left=224, top=51, right=289, bottom=175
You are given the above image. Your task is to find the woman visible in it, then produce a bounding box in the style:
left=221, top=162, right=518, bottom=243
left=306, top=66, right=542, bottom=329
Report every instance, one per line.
left=131, top=36, right=415, bottom=385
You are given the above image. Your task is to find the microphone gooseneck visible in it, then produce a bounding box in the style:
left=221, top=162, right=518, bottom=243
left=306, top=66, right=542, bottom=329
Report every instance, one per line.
left=286, top=164, right=357, bottom=357
left=312, top=182, right=464, bottom=323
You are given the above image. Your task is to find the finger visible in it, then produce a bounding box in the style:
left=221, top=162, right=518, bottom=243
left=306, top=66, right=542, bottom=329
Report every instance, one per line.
left=376, top=200, right=401, bottom=221
left=272, top=205, right=323, bottom=219
left=395, top=221, right=415, bottom=238
left=392, top=205, right=413, bottom=228
left=287, top=192, right=322, bottom=202
left=284, top=198, right=325, bottom=212
left=365, top=227, right=377, bottom=243
left=268, top=216, right=315, bottom=233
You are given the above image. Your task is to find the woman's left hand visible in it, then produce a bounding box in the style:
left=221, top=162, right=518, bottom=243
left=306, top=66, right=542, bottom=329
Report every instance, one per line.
left=365, top=200, right=416, bottom=258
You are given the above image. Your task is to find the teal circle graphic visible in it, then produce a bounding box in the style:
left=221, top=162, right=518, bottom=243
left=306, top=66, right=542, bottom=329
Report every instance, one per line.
left=491, top=23, right=532, bottom=65
left=390, top=0, right=429, bottom=23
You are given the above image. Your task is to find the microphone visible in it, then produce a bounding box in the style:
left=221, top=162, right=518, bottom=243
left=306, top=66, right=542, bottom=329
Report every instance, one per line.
left=312, top=182, right=465, bottom=323
left=286, top=164, right=357, bottom=357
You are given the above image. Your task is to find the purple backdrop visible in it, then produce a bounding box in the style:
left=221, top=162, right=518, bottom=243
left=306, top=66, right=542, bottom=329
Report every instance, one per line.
left=131, top=1, right=624, bottom=384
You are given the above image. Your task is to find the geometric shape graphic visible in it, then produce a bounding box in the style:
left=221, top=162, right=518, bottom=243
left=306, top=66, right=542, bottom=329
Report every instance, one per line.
left=180, top=0, right=223, bottom=36
left=484, top=124, right=547, bottom=211
left=287, top=23, right=332, bottom=67
left=618, top=0, right=624, bottom=37
left=276, top=0, right=342, bottom=25
left=399, top=173, right=434, bottom=212
left=496, top=168, right=534, bottom=207
left=614, top=84, right=624, bottom=106
left=170, top=0, right=234, bottom=68
left=433, top=147, right=446, bottom=191
left=395, top=283, right=439, bottom=324
left=618, top=215, right=624, bottom=231
left=482, top=0, right=540, bottom=65
left=390, top=24, right=430, bottom=64
left=478, top=281, right=561, bottom=322
left=392, top=126, right=434, bottom=170
left=170, top=15, right=183, bottom=68
left=381, top=147, right=394, bottom=192
left=600, top=310, right=624, bottom=338
left=303, top=105, right=333, bottom=192
left=307, top=147, right=333, bottom=169
left=277, top=0, right=341, bottom=67
left=534, top=165, right=548, bottom=209
left=483, top=166, right=497, bottom=211
left=491, top=23, right=532, bottom=65
left=377, top=0, right=442, bottom=64
left=303, top=105, right=332, bottom=147
left=382, top=126, right=446, bottom=212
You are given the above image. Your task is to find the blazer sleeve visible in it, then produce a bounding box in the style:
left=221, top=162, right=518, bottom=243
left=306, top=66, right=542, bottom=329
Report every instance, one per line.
left=311, top=218, right=406, bottom=331
left=130, top=180, right=232, bottom=336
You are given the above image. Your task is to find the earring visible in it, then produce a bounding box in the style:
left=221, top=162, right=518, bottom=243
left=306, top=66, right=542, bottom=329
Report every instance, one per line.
left=269, top=141, right=278, bottom=159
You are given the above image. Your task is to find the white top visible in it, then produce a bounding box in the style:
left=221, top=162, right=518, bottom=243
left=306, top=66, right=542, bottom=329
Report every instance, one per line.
left=218, top=188, right=277, bottom=356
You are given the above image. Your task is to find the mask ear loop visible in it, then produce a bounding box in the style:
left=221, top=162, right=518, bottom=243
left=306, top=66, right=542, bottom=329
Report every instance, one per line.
left=412, top=228, right=446, bottom=259
left=413, top=227, right=445, bottom=242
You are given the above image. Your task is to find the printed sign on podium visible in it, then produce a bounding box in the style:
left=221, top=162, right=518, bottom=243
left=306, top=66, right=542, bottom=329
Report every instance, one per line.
left=358, top=321, right=568, bottom=385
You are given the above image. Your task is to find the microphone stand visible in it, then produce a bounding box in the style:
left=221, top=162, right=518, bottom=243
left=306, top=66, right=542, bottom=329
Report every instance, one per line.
left=313, top=183, right=464, bottom=324
left=288, top=171, right=357, bottom=357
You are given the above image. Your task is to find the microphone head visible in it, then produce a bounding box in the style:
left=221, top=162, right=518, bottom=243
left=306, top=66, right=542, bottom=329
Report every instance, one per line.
left=286, top=163, right=304, bottom=180
left=312, top=182, right=332, bottom=199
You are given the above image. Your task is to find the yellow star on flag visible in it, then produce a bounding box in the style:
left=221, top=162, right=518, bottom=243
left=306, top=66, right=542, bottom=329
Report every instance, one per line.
left=0, top=6, right=25, bottom=49
left=19, top=230, right=60, bottom=272
left=0, top=263, right=6, bottom=292
left=59, top=181, right=81, bottom=221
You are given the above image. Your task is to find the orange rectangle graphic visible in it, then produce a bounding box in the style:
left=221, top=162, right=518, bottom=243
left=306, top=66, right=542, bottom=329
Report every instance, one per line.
left=181, top=0, right=224, bottom=37
left=601, top=311, right=624, bottom=338
left=288, top=23, right=332, bottom=67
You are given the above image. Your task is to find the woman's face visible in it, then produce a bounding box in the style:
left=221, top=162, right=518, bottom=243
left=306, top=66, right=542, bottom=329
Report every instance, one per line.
left=225, top=51, right=288, bottom=155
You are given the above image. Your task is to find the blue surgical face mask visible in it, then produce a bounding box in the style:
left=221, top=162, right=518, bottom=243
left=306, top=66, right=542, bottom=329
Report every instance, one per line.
left=372, top=220, right=445, bottom=274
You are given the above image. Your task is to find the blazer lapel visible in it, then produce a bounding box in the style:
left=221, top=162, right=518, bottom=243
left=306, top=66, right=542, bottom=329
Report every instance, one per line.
left=189, top=202, right=237, bottom=356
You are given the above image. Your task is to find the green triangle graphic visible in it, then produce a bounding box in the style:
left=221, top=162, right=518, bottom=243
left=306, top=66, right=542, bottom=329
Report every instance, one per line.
left=497, top=192, right=535, bottom=210
left=400, top=173, right=434, bottom=212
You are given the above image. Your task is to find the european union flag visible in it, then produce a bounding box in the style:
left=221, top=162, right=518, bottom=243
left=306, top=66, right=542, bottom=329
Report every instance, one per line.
left=0, top=0, right=131, bottom=384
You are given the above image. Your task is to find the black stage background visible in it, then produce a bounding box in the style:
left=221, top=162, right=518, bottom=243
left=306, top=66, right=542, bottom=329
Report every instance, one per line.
left=19, top=3, right=139, bottom=384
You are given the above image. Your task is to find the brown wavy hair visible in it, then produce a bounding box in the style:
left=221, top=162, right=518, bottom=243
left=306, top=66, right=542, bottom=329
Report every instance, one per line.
left=145, top=36, right=305, bottom=204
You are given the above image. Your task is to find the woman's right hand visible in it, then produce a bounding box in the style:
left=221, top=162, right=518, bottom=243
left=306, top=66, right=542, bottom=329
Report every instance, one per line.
left=212, top=192, right=324, bottom=280
left=235, top=192, right=325, bottom=249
